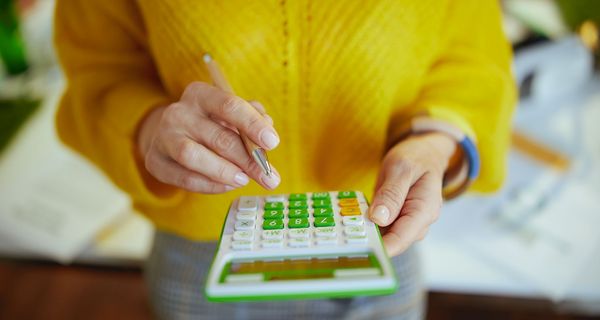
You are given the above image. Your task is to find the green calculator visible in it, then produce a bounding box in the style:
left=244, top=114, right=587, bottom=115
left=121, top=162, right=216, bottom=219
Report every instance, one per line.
left=205, top=191, right=398, bottom=302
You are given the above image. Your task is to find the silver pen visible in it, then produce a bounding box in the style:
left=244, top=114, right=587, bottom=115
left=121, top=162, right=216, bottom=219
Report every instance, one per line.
left=203, top=53, right=272, bottom=177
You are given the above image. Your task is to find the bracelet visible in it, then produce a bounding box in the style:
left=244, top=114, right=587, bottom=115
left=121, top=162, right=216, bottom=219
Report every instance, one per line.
left=409, top=117, right=480, bottom=199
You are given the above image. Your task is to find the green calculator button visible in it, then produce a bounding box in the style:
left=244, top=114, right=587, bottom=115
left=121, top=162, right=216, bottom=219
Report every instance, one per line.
left=288, top=193, right=307, bottom=201
left=337, top=191, right=356, bottom=199
left=288, top=209, right=309, bottom=218
left=314, top=216, right=335, bottom=227
left=313, top=207, right=333, bottom=217
left=263, top=219, right=284, bottom=230
left=312, top=192, right=330, bottom=200
left=263, top=210, right=284, bottom=219
left=312, top=199, right=332, bottom=208
left=264, top=202, right=284, bottom=210
left=288, top=218, right=309, bottom=229
left=288, top=200, right=308, bottom=209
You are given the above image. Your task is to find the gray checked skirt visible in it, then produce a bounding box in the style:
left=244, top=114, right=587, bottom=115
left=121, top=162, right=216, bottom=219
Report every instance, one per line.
left=144, top=231, right=425, bottom=320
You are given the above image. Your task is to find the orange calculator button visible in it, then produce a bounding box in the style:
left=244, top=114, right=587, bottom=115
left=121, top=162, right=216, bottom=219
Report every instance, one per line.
left=338, top=199, right=359, bottom=207
left=340, top=207, right=361, bottom=216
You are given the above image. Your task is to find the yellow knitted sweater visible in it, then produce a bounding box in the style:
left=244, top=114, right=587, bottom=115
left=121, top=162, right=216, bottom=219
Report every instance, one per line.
left=54, top=0, right=516, bottom=240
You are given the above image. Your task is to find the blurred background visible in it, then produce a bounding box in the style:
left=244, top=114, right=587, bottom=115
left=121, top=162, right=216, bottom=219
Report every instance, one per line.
left=1, top=0, right=599, bottom=319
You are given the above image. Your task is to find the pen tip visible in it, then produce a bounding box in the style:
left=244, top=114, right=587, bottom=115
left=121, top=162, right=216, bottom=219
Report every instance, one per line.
left=203, top=53, right=212, bottom=64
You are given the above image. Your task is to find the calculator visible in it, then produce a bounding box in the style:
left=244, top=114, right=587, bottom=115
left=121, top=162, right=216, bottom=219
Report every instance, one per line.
left=205, top=191, right=398, bottom=302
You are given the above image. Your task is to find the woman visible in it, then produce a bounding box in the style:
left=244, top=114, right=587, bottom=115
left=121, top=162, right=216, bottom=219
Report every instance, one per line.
left=54, top=1, right=515, bottom=319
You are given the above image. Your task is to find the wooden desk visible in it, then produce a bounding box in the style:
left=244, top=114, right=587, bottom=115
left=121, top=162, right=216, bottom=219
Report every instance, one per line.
left=0, top=259, right=595, bottom=320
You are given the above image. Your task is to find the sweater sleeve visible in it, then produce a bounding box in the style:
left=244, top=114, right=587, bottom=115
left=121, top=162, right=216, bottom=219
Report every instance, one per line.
left=389, top=0, right=517, bottom=192
left=54, top=0, right=185, bottom=211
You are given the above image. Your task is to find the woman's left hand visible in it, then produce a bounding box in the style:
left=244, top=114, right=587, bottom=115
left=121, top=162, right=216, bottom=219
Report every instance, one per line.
left=369, top=132, right=457, bottom=256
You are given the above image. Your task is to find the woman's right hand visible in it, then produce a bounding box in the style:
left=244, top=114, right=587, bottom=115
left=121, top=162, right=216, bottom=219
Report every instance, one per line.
left=136, top=82, right=281, bottom=194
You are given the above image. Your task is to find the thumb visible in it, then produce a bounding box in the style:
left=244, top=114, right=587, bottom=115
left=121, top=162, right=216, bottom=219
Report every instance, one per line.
left=369, top=165, right=414, bottom=227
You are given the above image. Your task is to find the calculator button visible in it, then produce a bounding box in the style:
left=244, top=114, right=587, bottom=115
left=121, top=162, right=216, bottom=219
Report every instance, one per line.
left=344, top=226, right=366, bottom=236
left=346, top=235, right=368, bottom=244
left=233, top=230, right=254, bottom=241
left=342, top=216, right=364, bottom=226
left=262, top=230, right=284, bottom=240
left=266, top=194, right=285, bottom=202
left=312, top=192, right=330, bottom=200
left=236, top=211, right=257, bottom=221
left=263, top=209, right=284, bottom=219
left=338, top=198, right=359, bottom=207
left=263, top=219, right=284, bottom=230
left=288, top=238, right=310, bottom=248
left=337, top=191, right=357, bottom=199
left=264, top=202, right=285, bottom=210
left=340, top=207, right=361, bottom=216
left=231, top=240, right=253, bottom=250
left=288, top=228, right=310, bottom=239
left=288, top=217, right=309, bottom=229
left=262, top=239, right=284, bottom=248
left=312, top=199, right=332, bottom=208
left=314, top=216, right=335, bottom=227
left=288, top=200, right=308, bottom=209
left=235, top=220, right=255, bottom=231
left=315, top=237, right=337, bottom=246
left=313, top=207, right=333, bottom=217
left=288, top=208, right=309, bottom=218
left=238, top=196, right=258, bottom=211
left=288, top=193, right=307, bottom=201
left=314, top=227, right=336, bottom=237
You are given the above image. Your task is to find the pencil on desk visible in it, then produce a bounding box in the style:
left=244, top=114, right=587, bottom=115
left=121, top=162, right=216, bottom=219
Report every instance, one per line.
left=202, top=53, right=272, bottom=177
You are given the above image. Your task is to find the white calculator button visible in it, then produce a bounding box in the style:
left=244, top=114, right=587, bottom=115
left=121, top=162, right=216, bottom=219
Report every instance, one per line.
left=231, top=240, right=253, bottom=250
left=342, top=216, right=364, bottom=226
left=237, top=196, right=258, bottom=211
left=344, top=226, right=366, bottom=236
left=235, top=220, right=255, bottom=231
left=262, top=239, right=284, bottom=248
left=236, top=211, right=257, bottom=221
left=314, top=227, right=336, bottom=238
left=346, top=235, right=368, bottom=244
left=233, top=230, right=254, bottom=241
left=262, top=230, right=284, bottom=240
left=288, top=228, right=310, bottom=239
left=288, top=238, right=310, bottom=248
left=265, top=194, right=285, bottom=202
left=315, top=237, right=337, bottom=246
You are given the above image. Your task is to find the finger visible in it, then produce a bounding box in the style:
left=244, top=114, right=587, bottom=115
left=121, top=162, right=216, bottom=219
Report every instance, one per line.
left=247, top=100, right=266, bottom=115
left=162, top=135, right=249, bottom=187
left=369, top=163, right=414, bottom=227
left=184, top=82, right=279, bottom=150
left=185, top=117, right=279, bottom=189
left=248, top=100, right=273, bottom=125
left=145, top=152, right=234, bottom=194
left=382, top=172, right=443, bottom=256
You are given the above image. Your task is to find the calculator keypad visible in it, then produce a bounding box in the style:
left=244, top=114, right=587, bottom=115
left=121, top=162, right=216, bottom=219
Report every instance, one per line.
left=228, top=191, right=368, bottom=250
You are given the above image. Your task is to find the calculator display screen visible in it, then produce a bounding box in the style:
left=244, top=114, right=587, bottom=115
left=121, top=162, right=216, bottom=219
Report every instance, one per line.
left=220, top=253, right=382, bottom=283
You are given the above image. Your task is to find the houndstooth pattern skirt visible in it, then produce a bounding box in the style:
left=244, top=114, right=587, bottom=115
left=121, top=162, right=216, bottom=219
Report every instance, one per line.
left=144, top=231, right=425, bottom=320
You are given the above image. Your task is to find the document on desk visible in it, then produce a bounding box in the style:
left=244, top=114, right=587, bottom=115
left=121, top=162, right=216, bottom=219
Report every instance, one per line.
left=459, top=174, right=600, bottom=301
left=0, top=153, right=130, bottom=264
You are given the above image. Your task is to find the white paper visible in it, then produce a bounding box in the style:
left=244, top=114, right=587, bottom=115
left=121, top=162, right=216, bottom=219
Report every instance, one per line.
left=0, top=154, right=130, bottom=263
left=457, top=179, right=600, bottom=300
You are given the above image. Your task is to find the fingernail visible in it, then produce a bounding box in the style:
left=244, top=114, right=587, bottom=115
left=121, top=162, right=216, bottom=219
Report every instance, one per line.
left=260, top=172, right=280, bottom=189
left=371, top=205, right=390, bottom=224
left=234, top=172, right=250, bottom=186
left=225, top=185, right=235, bottom=191
left=260, top=130, right=280, bottom=150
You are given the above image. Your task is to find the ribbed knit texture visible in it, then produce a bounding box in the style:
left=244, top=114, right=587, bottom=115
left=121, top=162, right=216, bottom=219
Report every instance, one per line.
left=54, top=0, right=516, bottom=240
